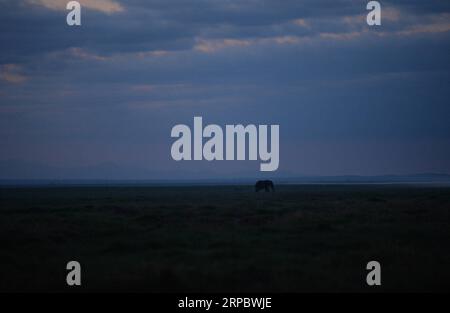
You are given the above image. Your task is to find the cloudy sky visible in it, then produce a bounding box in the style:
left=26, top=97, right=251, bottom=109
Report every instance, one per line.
left=0, top=0, right=449, bottom=179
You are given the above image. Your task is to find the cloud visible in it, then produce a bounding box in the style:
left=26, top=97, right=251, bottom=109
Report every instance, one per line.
left=136, top=50, right=172, bottom=58
left=194, top=38, right=252, bottom=53
left=0, top=64, right=28, bottom=84
left=0, top=0, right=448, bottom=63
left=66, top=47, right=109, bottom=61
left=397, top=13, right=450, bottom=35
left=27, top=0, right=124, bottom=14
left=293, top=19, right=309, bottom=27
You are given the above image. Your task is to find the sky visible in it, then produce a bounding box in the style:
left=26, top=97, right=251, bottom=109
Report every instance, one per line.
left=0, top=0, right=450, bottom=179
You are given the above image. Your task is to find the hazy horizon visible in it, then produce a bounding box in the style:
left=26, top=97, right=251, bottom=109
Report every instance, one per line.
left=1, top=157, right=450, bottom=183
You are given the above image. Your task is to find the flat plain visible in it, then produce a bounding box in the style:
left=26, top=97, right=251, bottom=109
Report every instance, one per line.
left=0, top=184, right=449, bottom=292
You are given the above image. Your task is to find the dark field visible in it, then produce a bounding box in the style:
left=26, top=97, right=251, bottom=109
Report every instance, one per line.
left=1, top=185, right=450, bottom=292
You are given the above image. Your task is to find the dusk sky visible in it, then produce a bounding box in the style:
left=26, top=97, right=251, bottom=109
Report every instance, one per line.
left=1, top=0, right=450, bottom=179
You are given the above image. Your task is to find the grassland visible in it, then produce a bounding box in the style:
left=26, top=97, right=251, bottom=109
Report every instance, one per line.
left=0, top=184, right=449, bottom=292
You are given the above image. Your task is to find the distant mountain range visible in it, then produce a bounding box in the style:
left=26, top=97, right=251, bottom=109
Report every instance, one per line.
left=1, top=159, right=450, bottom=186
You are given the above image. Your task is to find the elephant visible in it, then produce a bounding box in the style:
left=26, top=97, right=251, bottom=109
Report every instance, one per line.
left=255, top=180, right=275, bottom=192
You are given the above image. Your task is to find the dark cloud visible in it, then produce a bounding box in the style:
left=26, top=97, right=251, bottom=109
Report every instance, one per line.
left=2, top=0, right=450, bottom=60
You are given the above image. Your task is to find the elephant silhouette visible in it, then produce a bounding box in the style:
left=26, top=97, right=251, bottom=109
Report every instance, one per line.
left=255, top=180, right=275, bottom=192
